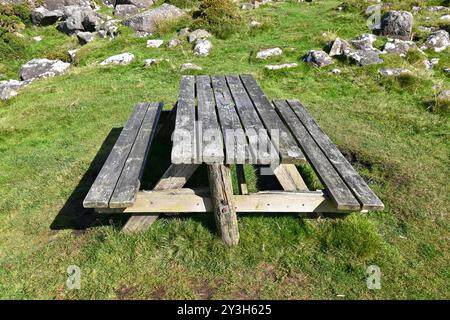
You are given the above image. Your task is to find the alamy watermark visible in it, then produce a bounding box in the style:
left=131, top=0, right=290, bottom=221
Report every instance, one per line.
left=66, top=265, right=81, bottom=290
left=366, top=265, right=381, bottom=290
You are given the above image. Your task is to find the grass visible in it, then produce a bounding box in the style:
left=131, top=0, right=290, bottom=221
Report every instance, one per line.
left=0, top=0, right=449, bottom=299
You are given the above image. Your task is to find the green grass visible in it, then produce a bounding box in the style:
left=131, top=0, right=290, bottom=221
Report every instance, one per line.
left=0, top=1, right=449, bottom=299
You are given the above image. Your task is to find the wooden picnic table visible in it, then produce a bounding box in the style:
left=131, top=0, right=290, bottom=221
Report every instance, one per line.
left=83, top=74, right=384, bottom=246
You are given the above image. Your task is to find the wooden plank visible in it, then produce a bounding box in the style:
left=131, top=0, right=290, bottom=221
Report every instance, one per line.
left=286, top=100, right=384, bottom=211
left=121, top=164, right=199, bottom=234
left=226, top=75, right=278, bottom=165
left=109, top=102, right=163, bottom=208
left=207, top=164, right=239, bottom=246
left=83, top=103, right=149, bottom=208
left=171, top=76, right=197, bottom=164
left=240, top=74, right=305, bottom=164
left=196, top=76, right=225, bottom=163
left=211, top=76, right=248, bottom=164
left=273, top=100, right=361, bottom=211
left=273, top=164, right=309, bottom=191
left=107, top=189, right=355, bottom=213
left=236, top=165, right=249, bottom=195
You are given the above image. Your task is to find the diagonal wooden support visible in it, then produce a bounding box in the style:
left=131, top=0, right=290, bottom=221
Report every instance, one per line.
left=273, top=164, right=309, bottom=191
left=207, top=164, right=239, bottom=246
left=121, top=164, right=199, bottom=234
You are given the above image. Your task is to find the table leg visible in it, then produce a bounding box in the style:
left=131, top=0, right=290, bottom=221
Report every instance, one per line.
left=273, top=164, right=309, bottom=191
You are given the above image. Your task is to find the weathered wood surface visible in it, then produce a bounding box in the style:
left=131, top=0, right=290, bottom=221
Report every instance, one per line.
left=122, top=164, right=199, bottom=233
left=211, top=76, right=249, bottom=164
left=226, top=75, right=278, bottom=165
left=240, top=75, right=305, bottom=164
left=83, top=103, right=154, bottom=209
left=109, top=102, right=163, bottom=208
left=273, top=99, right=361, bottom=211
left=273, top=164, right=309, bottom=191
left=207, top=164, right=239, bottom=246
left=172, top=76, right=197, bottom=164
left=287, top=100, right=384, bottom=210
left=196, top=76, right=225, bottom=163
left=106, top=189, right=353, bottom=214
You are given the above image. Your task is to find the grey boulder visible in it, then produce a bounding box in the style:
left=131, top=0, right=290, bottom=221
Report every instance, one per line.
left=43, top=0, right=95, bottom=11
left=304, top=50, right=333, bottom=67
left=188, top=29, right=212, bottom=43
left=348, top=50, right=384, bottom=66
left=77, top=31, right=96, bottom=44
left=383, top=39, right=417, bottom=56
left=378, top=68, right=411, bottom=76
left=0, top=80, right=30, bottom=101
left=19, top=59, right=70, bottom=81
left=420, top=30, right=449, bottom=52
left=115, top=0, right=154, bottom=8
left=379, top=11, right=414, bottom=40
left=31, top=7, right=63, bottom=26
left=328, top=37, right=351, bottom=57
left=114, top=4, right=139, bottom=17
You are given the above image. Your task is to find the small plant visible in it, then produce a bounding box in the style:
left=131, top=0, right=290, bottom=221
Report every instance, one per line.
left=193, top=0, right=243, bottom=39
left=46, top=50, right=71, bottom=63
left=0, top=3, right=32, bottom=26
left=165, top=0, right=199, bottom=9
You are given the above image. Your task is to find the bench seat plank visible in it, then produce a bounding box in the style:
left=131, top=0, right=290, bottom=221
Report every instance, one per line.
left=240, top=74, right=305, bottom=164
left=83, top=103, right=150, bottom=208
left=109, top=102, right=163, bottom=208
left=273, top=99, right=361, bottom=211
left=287, top=100, right=384, bottom=210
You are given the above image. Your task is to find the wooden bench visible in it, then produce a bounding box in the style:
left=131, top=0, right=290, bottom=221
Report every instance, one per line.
left=83, top=102, right=163, bottom=209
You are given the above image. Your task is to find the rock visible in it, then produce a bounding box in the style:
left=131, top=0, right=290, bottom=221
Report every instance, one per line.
left=100, top=52, right=135, bottom=65
left=256, top=47, right=282, bottom=59
left=426, top=6, right=450, bottom=12
left=178, top=27, right=191, bottom=38
left=331, top=68, right=342, bottom=74
left=168, top=38, right=181, bottom=47
left=101, top=20, right=118, bottom=39
left=437, top=90, right=450, bottom=100
left=82, top=12, right=103, bottom=32
left=194, top=39, right=213, bottom=56
left=304, top=50, right=333, bottom=67
left=441, top=15, right=450, bottom=21
left=19, top=59, right=70, bottom=81
left=329, top=37, right=351, bottom=56
left=351, top=33, right=378, bottom=51
left=180, top=63, right=202, bottom=71
left=188, top=29, right=212, bottom=43
left=146, top=39, right=164, bottom=47
left=115, top=0, right=154, bottom=9
left=444, top=67, right=450, bottom=74
left=68, top=49, right=79, bottom=62
left=379, top=11, right=414, bottom=40
left=382, top=39, right=417, bottom=56
left=32, top=36, right=43, bottom=42
left=113, top=4, right=139, bottom=17
left=249, top=20, right=262, bottom=28
left=43, top=0, right=95, bottom=11
left=348, top=50, right=383, bottom=66
left=123, top=4, right=184, bottom=35
left=77, top=31, right=96, bottom=44
left=418, top=26, right=433, bottom=33
left=420, top=30, right=449, bottom=52
left=0, top=80, right=29, bottom=101
left=378, top=68, right=411, bottom=76
left=57, top=6, right=95, bottom=34
left=265, top=63, right=298, bottom=70
left=241, top=3, right=255, bottom=10
left=424, top=58, right=440, bottom=70
left=144, top=58, right=166, bottom=67
left=31, top=7, right=63, bottom=26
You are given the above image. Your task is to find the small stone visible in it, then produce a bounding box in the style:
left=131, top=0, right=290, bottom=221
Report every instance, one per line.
left=241, top=3, right=255, bottom=10
left=144, top=58, right=167, bottom=67
left=68, top=49, right=79, bottom=63
left=443, top=67, right=450, bottom=74
left=188, top=29, right=212, bottom=43
left=168, top=38, right=181, bottom=48
left=32, top=36, right=43, bottom=42
left=382, top=39, right=417, bottom=56
left=351, top=33, right=377, bottom=51
left=146, top=39, right=164, bottom=48
left=256, top=47, right=283, bottom=59
left=265, top=63, right=298, bottom=70
left=0, top=80, right=29, bottom=101
left=100, top=52, right=135, bottom=65
left=249, top=20, right=262, bottom=28
left=194, top=39, right=213, bottom=56
left=378, top=68, right=411, bottom=76
left=304, top=50, right=334, bottom=67
left=329, top=37, right=351, bottom=57
left=424, top=58, right=440, bottom=70
left=331, top=68, right=342, bottom=74
left=178, top=27, right=191, bottom=38
left=441, top=15, right=450, bottom=21
left=77, top=31, right=96, bottom=45
left=114, top=4, right=139, bottom=17
left=348, top=50, right=383, bottom=66
left=180, top=63, right=202, bottom=71
left=420, top=30, right=449, bottom=52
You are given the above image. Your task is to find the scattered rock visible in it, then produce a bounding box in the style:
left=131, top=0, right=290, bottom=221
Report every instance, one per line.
left=101, top=20, right=118, bottom=39
left=379, top=11, right=414, bottom=40
left=426, top=6, right=450, bottom=12
left=444, top=67, right=450, bottom=74
left=116, top=0, right=154, bottom=9
left=168, top=38, right=181, bottom=48
left=382, top=39, right=417, bottom=56
left=249, top=20, right=262, bottom=28
left=440, top=15, right=450, bottom=21
left=328, top=37, right=351, bottom=57
left=304, top=50, right=333, bottom=67
left=57, top=6, right=99, bottom=34
left=19, top=59, right=70, bottom=81
left=351, top=33, right=378, bottom=51
left=418, top=26, right=433, bottom=33
left=144, top=58, right=166, bottom=67
left=114, top=4, right=139, bottom=17
left=437, top=89, right=450, bottom=101
left=178, top=27, right=191, bottom=39
left=420, top=30, right=449, bottom=52
left=424, top=58, right=440, bottom=70
left=256, top=47, right=282, bottom=59
left=188, top=29, right=212, bottom=43
left=100, top=52, right=135, bottom=65
left=0, top=80, right=29, bottom=101
left=265, top=63, right=298, bottom=70
left=331, top=68, right=341, bottom=74
left=32, top=36, right=43, bottom=42
left=180, top=63, right=202, bottom=71
left=194, top=39, right=213, bottom=56
left=77, top=31, right=96, bottom=45
left=31, top=7, right=63, bottom=26
left=123, top=4, right=184, bottom=35
left=68, top=49, right=79, bottom=63
left=43, top=0, right=95, bottom=11
left=378, top=68, right=411, bottom=76
left=348, top=50, right=383, bottom=66
left=241, top=3, right=255, bottom=10
left=146, top=39, right=164, bottom=48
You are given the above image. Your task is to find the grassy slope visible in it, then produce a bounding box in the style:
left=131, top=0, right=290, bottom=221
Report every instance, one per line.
left=0, top=1, right=449, bottom=299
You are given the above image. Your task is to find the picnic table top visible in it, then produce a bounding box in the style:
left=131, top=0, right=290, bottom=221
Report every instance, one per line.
left=171, top=74, right=306, bottom=165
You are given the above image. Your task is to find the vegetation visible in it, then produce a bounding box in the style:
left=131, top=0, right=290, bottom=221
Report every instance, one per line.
left=0, top=0, right=449, bottom=299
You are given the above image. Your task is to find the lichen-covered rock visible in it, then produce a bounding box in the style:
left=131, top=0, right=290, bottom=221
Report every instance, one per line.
left=43, top=0, right=95, bottom=11
left=100, top=52, right=135, bottom=65
left=146, top=39, right=163, bottom=47
left=76, top=31, right=96, bottom=45
left=168, top=38, right=181, bottom=48
left=329, top=37, right=351, bottom=56
left=380, top=11, right=414, bottom=40
left=420, top=30, right=449, bottom=52
left=116, top=0, right=154, bottom=8
left=181, top=63, right=202, bottom=71
left=382, top=39, right=417, bottom=56
left=19, top=59, right=70, bottom=81
left=378, top=68, right=411, bottom=76
left=351, top=33, right=378, bottom=51
left=31, top=7, right=63, bottom=26
left=304, top=50, right=333, bottom=67
left=265, top=63, right=298, bottom=70
left=194, top=39, right=213, bottom=56
left=123, top=4, right=184, bottom=35
left=144, top=58, right=167, bottom=67
left=256, top=47, right=282, bottom=59
left=348, top=50, right=383, bottom=66
left=113, top=4, right=139, bottom=17
left=188, top=29, right=212, bottom=43
left=0, top=80, right=30, bottom=101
